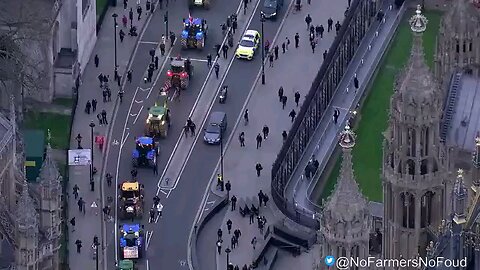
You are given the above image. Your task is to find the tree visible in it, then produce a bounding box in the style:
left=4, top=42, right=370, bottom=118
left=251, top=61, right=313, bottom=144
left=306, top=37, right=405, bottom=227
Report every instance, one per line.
left=0, top=0, right=55, bottom=105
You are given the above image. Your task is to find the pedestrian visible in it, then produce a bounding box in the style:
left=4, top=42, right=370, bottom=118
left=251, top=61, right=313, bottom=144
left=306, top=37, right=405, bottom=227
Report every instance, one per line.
left=75, top=133, right=82, bottom=148
left=237, top=132, right=245, bottom=147
left=106, top=173, right=113, bottom=187
left=217, top=173, right=224, bottom=191
left=94, top=54, right=99, bottom=68
left=262, top=125, right=269, bottom=139
left=214, top=63, right=220, bottom=79
left=85, top=100, right=91, bottom=114
left=274, top=45, right=279, bottom=60
left=120, top=29, right=125, bottom=42
left=251, top=237, right=257, bottom=250
left=231, top=235, right=236, bottom=249
left=333, top=108, right=340, bottom=124
left=305, top=14, right=312, bottom=30
left=153, top=162, right=158, bottom=175
left=183, top=125, right=190, bottom=137
left=73, top=184, right=79, bottom=199
left=101, top=109, right=108, bottom=125
left=119, top=90, right=124, bottom=103
left=234, top=229, right=241, bottom=240
left=243, top=0, right=248, bottom=14
left=149, top=48, right=155, bottom=62
left=256, top=133, right=262, bottom=149
left=335, top=21, right=341, bottom=34
left=215, top=44, right=221, bottom=57
left=294, top=33, right=300, bottom=48
left=154, top=56, right=159, bottom=69
left=77, top=197, right=85, bottom=212
left=289, top=109, right=296, bottom=122
left=108, top=89, right=113, bottom=101
left=149, top=207, right=155, bottom=223
left=222, top=44, right=229, bottom=59
left=129, top=8, right=134, bottom=23
left=75, top=239, right=82, bottom=253
left=127, top=70, right=132, bottom=83
left=311, top=40, right=316, bottom=53
left=286, top=37, right=290, bottom=50
left=282, top=95, right=287, bottom=109
left=217, top=228, right=223, bottom=241
left=263, top=194, right=269, bottom=206
left=232, top=19, right=238, bottom=34
left=327, top=17, right=333, bottom=32
left=353, top=75, right=359, bottom=90
left=217, top=240, right=222, bottom=254
left=91, top=98, right=97, bottom=112
left=244, top=109, right=249, bottom=125
left=160, top=43, right=165, bottom=56
left=294, top=91, right=300, bottom=106
left=207, top=54, right=212, bottom=68
left=70, top=217, right=76, bottom=232
left=310, top=25, right=315, bottom=36
left=323, top=49, right=328, bottom=60
left=278, top=86, right=284, bottom=102
left=98, top=73, right=104, bottom=87
left=231, top=195, right=237, bottom=211
left=124, top=0, right=128, bottom=9
left=249, top=211, right=255, bottom=224
left=258, top=190, right=264, bottom=205
left=189, top=122, right=196, bottom=136
left=282, top=130, right=287, bottom=141
left=137, top=4, right=142, bottom=20
left=225, top=180, right=231, bottom=194
left=170, top=31, right=176, bottom=47
left=281, top=42, right=286, bottom=53
left=255, top=163, right=263, bottom=177
left=264, top=40, right=270, bottom=54
left=319, top=24, right=325, bottom=38
left=122, top=14, right=128, bottom=27
left=103, top=89, right=108, bottom=102
left=226, top=219, right=232, bottom=234
left=269, top=53, right=274, bottom=67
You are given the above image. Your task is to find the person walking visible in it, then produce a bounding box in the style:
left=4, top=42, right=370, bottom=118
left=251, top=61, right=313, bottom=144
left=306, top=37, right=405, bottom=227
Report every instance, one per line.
left=77, top=197, right=85, bottom=213
left=333, top=108, right=340, bottom=124
left=243, top=0, right=248, bottom=14
left=75, top=239, right=82, bottom=253
left=264, top=40, right=270, bottom=55
left=234, top=229, right=241, bottom=240
left=327, top=17, right=333, bottom=32
left=311, top=40, right=316, bottom=53
left=294, top=33, right=300, bottom=48
left=294, top=91, right=300, bottom=106
left=189, top=122, right=196, bottom=136
left=256, top=133, right=262, bottom=149
left=94, top=54, right=99, bottom=67
left=249, top=211, right=255, bottom=224
left=154, top=56, right=159, bottom=69
left=353, top=75, right=359, bottom=90
left=269, top=53, right=274, bottom=67
left=231, top=195, right=237, bottom=211
left=278, top=86, right=284, bottom=102
left=305, top=14, right=312, bottom=30
left=122, top=14, right=128, bottom=27
left=91, top=98, right=97, bottom=112
left=243, top=109, right=249, bottom=125
left=282, top=130, right=287, bottom=141
left=101, top=109, right=108, bottom=125
left=214, top=63, right=220, bottom=79
left=239, top=132, right=245, bottom=147
left=231, top=235, right=237, bottom=249
left=137, top=4, right=143, bottom=20
left=70, top=217, right=76, bottom=232
left=217, top=240, right=222, bottom=254
left=85, top=100, right=91, bottom=114
left=262, top=125, right=269, bottom=139
left=207, top=54, right=212, bottom=68
left=285, top=37, right=290, bottom=50
left=289, top=109, right=296, bottom=122
left=258, top=190, right=264, bottom=206
left=217, top=228, right=223, bottom=241
left=120, top=29, right=125, bottom=42
left=226, top=219, right=233, bottom=234
left=222, top=44, right=229, bottom=59
left=281, top=42, right=286, bottom=53
left=274, top=45, right=279, bottom=60
left=255, top=163, right=263, bottom=177
left=282, top=95, right=287, bottom=109
left=73, top=184, right=79, bottom=199
left=251, top=237, right=257, bottom=250
left=323, top=49, right=328, bottom=60
left=75, top=133, right=82, bottom=149
left=106, top=173, right=113, bottom=187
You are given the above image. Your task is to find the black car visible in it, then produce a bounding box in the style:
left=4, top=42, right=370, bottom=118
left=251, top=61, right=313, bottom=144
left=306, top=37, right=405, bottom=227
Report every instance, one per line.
left=261, top=0, right=283, bottom=20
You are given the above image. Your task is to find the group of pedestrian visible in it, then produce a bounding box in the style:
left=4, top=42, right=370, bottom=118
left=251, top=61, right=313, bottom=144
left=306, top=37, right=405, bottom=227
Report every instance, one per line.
left=304, top=155, right=320, bottom=179
left=183, top=117, right=197, bottom=137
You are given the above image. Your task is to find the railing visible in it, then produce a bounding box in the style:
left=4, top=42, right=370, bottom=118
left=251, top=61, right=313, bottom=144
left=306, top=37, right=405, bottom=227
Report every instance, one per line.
left=304, top=3, right=407, bottom=213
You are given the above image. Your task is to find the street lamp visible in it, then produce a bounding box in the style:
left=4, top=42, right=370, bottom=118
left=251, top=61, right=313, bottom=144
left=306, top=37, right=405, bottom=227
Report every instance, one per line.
left=260, top=12, right=266, bottom=85
left=89, top=121, right=95, bottom=185
left=112, top=13, right=119, bottom=78
left=220, top=123, right=225, bottom=187
left=92, top=242, right=99, bottom=270
left=164, top=11, right=169, bottom=38
left=225, top=248, right=232, bottom=270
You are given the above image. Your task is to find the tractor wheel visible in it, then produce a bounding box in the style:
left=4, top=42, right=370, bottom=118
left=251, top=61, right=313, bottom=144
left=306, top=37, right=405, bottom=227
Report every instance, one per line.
left=180, top=38, right=187, bottom=48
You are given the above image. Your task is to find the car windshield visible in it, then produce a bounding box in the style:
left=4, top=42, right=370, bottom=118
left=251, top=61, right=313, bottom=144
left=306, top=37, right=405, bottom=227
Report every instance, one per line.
left=206, top=124, right=221, bottom=134
left=240, top=39, right=255, bottom=47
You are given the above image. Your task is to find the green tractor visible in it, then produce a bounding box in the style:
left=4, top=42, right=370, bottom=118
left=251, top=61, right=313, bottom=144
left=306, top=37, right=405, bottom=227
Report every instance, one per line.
left=118, top=259, right=136, bottom=270
left=145, top=92, right=170, bottom=138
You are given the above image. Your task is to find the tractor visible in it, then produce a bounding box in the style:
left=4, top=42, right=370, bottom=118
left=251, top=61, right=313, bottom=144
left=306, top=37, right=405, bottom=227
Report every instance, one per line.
left=118, top=181, right=144, bottom=220
left=119, top=224, right=145, bottom=260
left=165, top=56, right=193, bottom=90
left=145, top=92, right=170, bottom=138
left=180, top=16, right=208, bottom=49
left=188, top=0, right=211, bottom=9
left=131, top=137, right=159, bottom=167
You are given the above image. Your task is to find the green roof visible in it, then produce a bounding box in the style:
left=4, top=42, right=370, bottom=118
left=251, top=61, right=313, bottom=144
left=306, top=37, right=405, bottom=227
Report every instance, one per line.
left=23, top=129, right=45, bottom=157
left=149, top=106, right=166, bottom=116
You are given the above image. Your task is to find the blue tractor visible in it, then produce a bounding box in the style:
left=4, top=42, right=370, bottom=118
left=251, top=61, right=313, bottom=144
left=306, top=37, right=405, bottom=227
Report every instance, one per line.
left=131, top=137, right=159, bottom=167
left=181, top=17, right=208, bottom=49
left=119, top=224, right=145, bottom=260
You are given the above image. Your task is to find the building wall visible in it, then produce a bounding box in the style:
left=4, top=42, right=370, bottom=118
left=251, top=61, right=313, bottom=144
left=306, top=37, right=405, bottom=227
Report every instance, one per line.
left=76, top=0, right=97, bottom=75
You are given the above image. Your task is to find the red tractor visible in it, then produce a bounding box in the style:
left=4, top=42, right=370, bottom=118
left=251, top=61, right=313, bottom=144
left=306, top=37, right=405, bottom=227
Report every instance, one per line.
left=164, top=57, right=193, bottom=90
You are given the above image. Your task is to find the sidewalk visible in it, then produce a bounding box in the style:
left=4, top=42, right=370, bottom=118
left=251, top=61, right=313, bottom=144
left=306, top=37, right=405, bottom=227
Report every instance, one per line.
left=67, top=1, right=157, bottom=269
left=208, top=0, right=349, bottom=268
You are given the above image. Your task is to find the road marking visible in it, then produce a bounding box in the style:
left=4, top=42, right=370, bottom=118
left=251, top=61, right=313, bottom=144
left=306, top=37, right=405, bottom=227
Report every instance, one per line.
left=139, top=87, right=151, bottom=92
left=140, top=41, right=159, bottom=45
left=132, top=106, right=144, bottom=124
left=159, top=189, right=168, bottom=195
left=121, top=132, right=130, bottom=149
left=134, top=99, right=144, bottom=103
left=129, top=113, right=138, bottom=117
left=187, top=58, right=208, bottom=63
left=146, top=230, right=153, bottom=250
left=146, top=259, right=150, bottom=270
left=206, top=201, right=215, bottom=205
left=179, top=260, right=187, bottom=267
left=203, top=208, right=209, bottom=211
left=112, top=139, right=119, bottom=145
left=146, top=86, right=155, bottom=99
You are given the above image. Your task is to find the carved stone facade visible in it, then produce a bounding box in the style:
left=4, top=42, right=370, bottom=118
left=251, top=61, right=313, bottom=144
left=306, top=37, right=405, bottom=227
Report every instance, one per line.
left=320, top=125, right=371, bottom=269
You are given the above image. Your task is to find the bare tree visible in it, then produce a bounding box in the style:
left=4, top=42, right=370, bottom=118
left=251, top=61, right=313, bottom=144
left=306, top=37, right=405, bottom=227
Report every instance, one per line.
left=0, top=0, right=55, bottom=104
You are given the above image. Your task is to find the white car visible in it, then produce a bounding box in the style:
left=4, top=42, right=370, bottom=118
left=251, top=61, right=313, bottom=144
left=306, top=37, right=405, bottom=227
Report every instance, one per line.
left=235, top=30, right=261, bottom=60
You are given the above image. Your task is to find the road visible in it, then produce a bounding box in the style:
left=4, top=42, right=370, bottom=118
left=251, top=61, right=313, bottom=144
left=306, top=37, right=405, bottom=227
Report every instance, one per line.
left=103, top=0, right=289, bottom=269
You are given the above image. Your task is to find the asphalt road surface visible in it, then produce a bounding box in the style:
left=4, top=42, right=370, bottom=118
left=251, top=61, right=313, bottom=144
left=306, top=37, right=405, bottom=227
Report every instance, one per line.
left=103, top=0, right=288, bottom=268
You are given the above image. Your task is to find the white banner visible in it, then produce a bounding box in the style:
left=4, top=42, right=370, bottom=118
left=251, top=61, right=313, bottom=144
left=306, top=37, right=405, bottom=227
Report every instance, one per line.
left=68, top=149, right=92, bottom=166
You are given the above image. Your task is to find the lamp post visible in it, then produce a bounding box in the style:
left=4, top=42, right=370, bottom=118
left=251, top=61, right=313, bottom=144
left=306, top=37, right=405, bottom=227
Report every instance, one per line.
left=225, top=248, right=231, bottom=270
left=260, top=12, right=266, bottom=85
left=93, top=242, right=99, bottom=270
left=112, top=13, right=119, bottom=77
left=220, top=124, right=225, bottom=184
left=89, top=121, right=95, bottom=184
left=164, top=11, right=169, bottom=37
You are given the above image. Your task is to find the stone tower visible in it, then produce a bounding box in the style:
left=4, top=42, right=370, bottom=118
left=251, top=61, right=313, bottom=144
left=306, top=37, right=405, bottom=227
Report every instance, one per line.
left=435, top=0, right=480, bottom=86
left=15, top=182, right=39, bottom=270
left=452, top=169, right=468, bottom=225
left=320, top=124, right=370, bottom=268
left=472, top=133, right=480, bottom=192
left=37, top=141, right=62, bottom=268
left=382, top=6, right=450, bottom=260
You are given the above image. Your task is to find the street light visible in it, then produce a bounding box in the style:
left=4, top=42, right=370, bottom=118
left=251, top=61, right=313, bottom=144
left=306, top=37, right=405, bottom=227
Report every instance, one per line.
left=225, top=248, right=232, bottom=270
left=164, top=11, right=169, bottom=37
left=89, top=121, right=95, bottom=186
left=220, top=123, right=225, bottom=187
left=260, top=12, right=266, bottom=85
left=92, top=242, right=99, bottom=270
left=112, top=13, right=119, bottom=78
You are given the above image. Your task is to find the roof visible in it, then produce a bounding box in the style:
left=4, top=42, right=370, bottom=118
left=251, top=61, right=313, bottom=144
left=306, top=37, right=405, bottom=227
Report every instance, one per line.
left=244, top=30, right=258, bottom=37
left=447, top=74, right=480, bottom=152
left=171, top=59, right=185, bottom=67
left=17, top=182, right=39, bottom=231
left=183, top=17, right=203, bottom=25
left=149, top=106, right=166, bottom=116
left=121, top=182, right=139, bottom=191
left=137, top=137, right=153, bottom=145
left=440, top=0, right=480, bottom=37
left=23, top=129, right=45, bottom=157
left=122, top=224, right=141, bottom=232
left=38, top=145, right=62, bottom=193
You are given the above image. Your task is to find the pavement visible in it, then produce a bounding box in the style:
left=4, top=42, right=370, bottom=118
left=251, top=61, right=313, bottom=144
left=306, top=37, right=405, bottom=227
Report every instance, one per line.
left=99, top=0, right=294, bottom=269
left=67, top=1, right=159, bottom=269
left=285, top=2, right=403, bottom=217
left=185, top=0, right=351, bottom=268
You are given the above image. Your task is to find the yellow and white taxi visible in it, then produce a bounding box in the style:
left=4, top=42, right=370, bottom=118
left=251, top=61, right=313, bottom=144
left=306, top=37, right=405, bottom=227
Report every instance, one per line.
left=235, top=30, right=260, bottom=60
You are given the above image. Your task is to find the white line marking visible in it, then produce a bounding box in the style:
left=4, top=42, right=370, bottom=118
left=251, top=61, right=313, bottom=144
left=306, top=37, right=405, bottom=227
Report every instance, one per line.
left=146, top=86, right=155, bottom=99
left=188, top=58, right=208, bottom=62
left=112, top=139, right=119, bottom=145
left=133, top=106, right=144, bottom=124
left=159, top=189, right=168, bottom=195
left=146, top=259, right=150, bottom=270
left=206, top=201, right=215, bottom=205
left=203, top=208, right=209, bottom=211
left=129, top=113, right=138, bottom=117
left=140, top=41, right=159, bottom=44
left=121, top=132, right=130, bottom=149
left=166, top=189, right=173, bottom=198
left=139, top=87, right=151, bottom=92
left=146, top=230, right=153, bottom=250
left=134, top=99, right=144, bottom=103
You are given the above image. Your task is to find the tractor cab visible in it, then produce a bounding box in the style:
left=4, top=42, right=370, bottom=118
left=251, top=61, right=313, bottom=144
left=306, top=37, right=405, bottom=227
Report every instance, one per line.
left=118, top=182, right=144, bottom=219
left=132, top=137, right=158, bottom=167
left=146, top=93, right=170, bottom=138
left=166, top=57, right=192, bottom=89
left=119, top=224, right=144, bottom=259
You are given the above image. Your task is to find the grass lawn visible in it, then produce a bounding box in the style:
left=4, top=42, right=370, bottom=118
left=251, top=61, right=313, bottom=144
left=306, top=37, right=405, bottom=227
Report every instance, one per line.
left=53, top=98, right=74, bottom=108
left=23, top=112, right=71, bottom=150
left=318, top=10, right=442, bottom=203
left=96, top=0, right=109, bottom=16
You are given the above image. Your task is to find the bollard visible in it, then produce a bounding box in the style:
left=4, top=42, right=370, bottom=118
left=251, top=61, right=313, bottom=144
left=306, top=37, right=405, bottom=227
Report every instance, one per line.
left=389, top=4, right=392, bottom=10
left=382, top=17, right=386, bottom=24
left=361, top=58, right=364, bottom=65
left=368, top=44, right=372, bottom=51
left=375, top=31, right=378, bottom=37
left=346, top=87, right=349, bottom=94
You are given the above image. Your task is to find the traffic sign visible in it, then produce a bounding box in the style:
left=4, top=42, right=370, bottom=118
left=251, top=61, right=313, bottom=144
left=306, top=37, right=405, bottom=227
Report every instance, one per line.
left=91, top=201, right=98, bottom=208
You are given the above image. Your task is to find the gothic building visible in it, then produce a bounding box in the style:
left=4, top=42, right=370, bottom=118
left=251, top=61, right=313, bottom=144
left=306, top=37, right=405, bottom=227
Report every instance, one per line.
left=320, top=125, right=371, bottom=268
left=0, top=98, right=63, bottom=269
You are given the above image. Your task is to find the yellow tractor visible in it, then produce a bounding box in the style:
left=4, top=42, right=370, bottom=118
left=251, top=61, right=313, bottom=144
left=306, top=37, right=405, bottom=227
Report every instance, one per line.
left=145, top=92, right=170, bottom=138
left=118, top=182, right=145, bottom=220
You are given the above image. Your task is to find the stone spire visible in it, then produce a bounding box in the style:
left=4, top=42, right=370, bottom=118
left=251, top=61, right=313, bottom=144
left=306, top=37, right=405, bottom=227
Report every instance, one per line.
left=321, top=124, right=370, bottom=262
left=15, top=182, right=39, bottom=269
left=453, top=169, right=468, bottom=225
left=435, top=0, right=480, bottom=83
left=16, top=182, right=38, bottom=237
left=472, top=132, right=480, bottom=191
left=38, top=130, right=62, bottom=196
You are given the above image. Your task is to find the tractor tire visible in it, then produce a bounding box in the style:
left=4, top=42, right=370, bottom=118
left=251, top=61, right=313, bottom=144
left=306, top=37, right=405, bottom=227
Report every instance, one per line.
left=180, top=38, right=187, bottom=48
